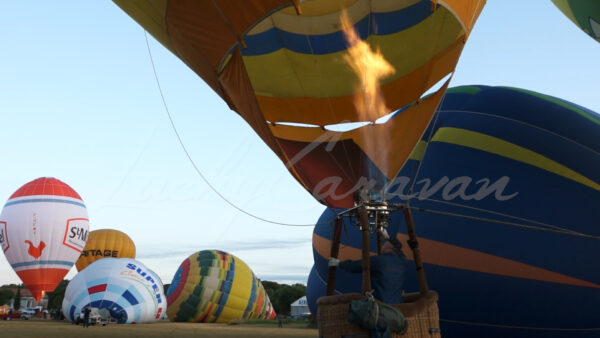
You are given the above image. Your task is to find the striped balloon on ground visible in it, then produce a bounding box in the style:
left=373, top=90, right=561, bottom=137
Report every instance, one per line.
left=0, top=177, right=89, bottom=302
left=166, top=250, right=276, bottom=323
left=62, top=258, right=165, bottom=324
left=307, top=85, right=600, bottom=338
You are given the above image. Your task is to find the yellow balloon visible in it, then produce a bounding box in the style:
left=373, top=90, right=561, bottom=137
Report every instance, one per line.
left=75, top=229, right=136, bottom=271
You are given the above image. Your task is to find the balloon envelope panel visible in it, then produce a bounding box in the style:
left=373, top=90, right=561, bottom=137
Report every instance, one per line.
left=112, top=0, right=485, bottom=208
left=76, top=229, right=136, bottom=271
left=0, top=177, right=89, bottom=302
left=62, top=258, right=165, bottom=324
left=308, top=86, right=600, bottom=337
left=552, top=0, right=600, bottom=42
left=166, top=250, right=276, bottom=323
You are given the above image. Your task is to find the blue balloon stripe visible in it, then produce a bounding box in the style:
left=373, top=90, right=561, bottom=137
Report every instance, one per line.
left=4, top=198, right=85, bottom=208
left=89, top=291, right=104, bottom=303
left=166, top=265, right=184, bottom=296
left=69, top=305, right=76, bottom=322
left=73, top=290, right=88, bottom=309
left=11, top=260, right=73, bottom=268
left=121, top=290, right=139, bottom=306
left=125, top=286, right=144, bottom=306
left=106, top=283, right=126, bottom=296
left=438, top=86, right=600, bottom=154
left=212, top=291, right=229, bottom=320
left=242, top=0, right=435, bottom=56
left=242, top=280, right=258, bottom=318
left=212, top=259, right=234, bottom=320
left=133, top=304, right=141, bottom=323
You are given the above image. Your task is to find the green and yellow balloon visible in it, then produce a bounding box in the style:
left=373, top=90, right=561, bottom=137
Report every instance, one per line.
left=553, top=0, right=600, bottom=42
left=166, top=250, right=276, bottom=323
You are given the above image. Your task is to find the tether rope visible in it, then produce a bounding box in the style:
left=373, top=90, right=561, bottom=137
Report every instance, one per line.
left=409, top=205, right=600, bottom=240
left=415, top=197, right=585, bottom=236
left=144, top=31, right=320, bottom=227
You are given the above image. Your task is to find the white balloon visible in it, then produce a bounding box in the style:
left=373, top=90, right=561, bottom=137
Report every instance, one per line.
left=0, top=177, right=89, bottom=302
left=62, top=258, right=166, bottom=324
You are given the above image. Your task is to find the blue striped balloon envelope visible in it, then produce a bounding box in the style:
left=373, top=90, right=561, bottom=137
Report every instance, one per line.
left=309, top=85, right=600, bottom=338
left=62, top=258, right=165, bottom=324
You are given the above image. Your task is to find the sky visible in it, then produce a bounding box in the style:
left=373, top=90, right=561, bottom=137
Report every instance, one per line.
left=0, top=1, right=597, bottom=287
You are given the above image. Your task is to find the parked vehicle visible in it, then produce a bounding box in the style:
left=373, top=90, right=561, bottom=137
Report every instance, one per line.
left=76, top=307, right=102, bottom=325
left=20, top=308, right=36, bottom=320
left=0, top=312, right=21, bottom=320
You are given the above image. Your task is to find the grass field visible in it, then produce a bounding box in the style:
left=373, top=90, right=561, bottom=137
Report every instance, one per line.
left=0, top=318, right=318, bottom=338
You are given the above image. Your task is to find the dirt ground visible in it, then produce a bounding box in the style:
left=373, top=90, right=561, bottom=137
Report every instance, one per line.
left=0, top=318, right=318, bottom=338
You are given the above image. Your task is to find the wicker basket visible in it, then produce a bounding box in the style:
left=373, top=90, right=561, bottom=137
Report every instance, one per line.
left=317, top=291, right=441, bottom=338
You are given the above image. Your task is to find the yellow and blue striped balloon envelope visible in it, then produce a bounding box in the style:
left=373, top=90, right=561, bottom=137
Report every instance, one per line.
left=166, top=250, right=276, bottom=323
left=113, top=0, right=486, bottom=208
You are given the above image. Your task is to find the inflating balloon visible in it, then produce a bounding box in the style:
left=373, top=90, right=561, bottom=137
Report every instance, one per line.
left=166, top=250, right=276, bottom=323
left=75, top=229, right=136, bottom=271
left=113, top=0, right=485, bottom=208
left=62, top=258, right=165, bottom=324
left=308, top=85, right=600, bottom=338
left=0, top=177, right=89, bottom=302
left=552, top=0, right=600, bottom=42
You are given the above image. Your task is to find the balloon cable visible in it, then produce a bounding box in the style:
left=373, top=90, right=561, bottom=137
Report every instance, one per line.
left=144, top=31, right=320, bottom=227
left=408, top=205, right=600, bottom=240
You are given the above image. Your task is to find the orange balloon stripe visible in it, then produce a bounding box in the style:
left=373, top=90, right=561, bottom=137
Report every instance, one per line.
left=313, top=233, right=600, bottom=289
left=9, top=177, right=82, bottom=199
left=16, top=268, right=69, bottom=302
left=439, top=0, right=486, bottom=32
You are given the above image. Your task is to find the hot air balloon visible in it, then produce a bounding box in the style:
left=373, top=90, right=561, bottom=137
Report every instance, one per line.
left=552, top=0, right=600, bottom=42
left=113, top=0, right=486, bottom=208
left=308, top=85, right=600, bottom=338
left=62, top=258, right=165, bottom=324
left=166, top=250, right=276, bottom=323
left=0, top=177, right=89, bottom=303
left=75, top=229, right=136, bottom=271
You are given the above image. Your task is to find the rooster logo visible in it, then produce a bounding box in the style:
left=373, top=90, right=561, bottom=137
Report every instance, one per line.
left=24, top=240, right=46, bottom=259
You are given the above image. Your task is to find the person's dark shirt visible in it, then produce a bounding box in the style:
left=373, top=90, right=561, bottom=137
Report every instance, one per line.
left=338, top=249, right=406, bottom=304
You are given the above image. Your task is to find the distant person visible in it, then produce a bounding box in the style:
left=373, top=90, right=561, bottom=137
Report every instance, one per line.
left=277, top=315, right=283, bottom=328
left=329, top=229, right=407, bottom=304
left=83, top=307, right=91, bottom=328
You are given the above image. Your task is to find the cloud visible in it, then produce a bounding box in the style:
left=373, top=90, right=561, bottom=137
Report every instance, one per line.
left=137, top=237, right=311, bottom=259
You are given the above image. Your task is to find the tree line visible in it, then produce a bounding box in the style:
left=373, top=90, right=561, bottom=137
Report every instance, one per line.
left=261, top=281, right=306, bottom=316
left=0, top=280, right=306, bottom=316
